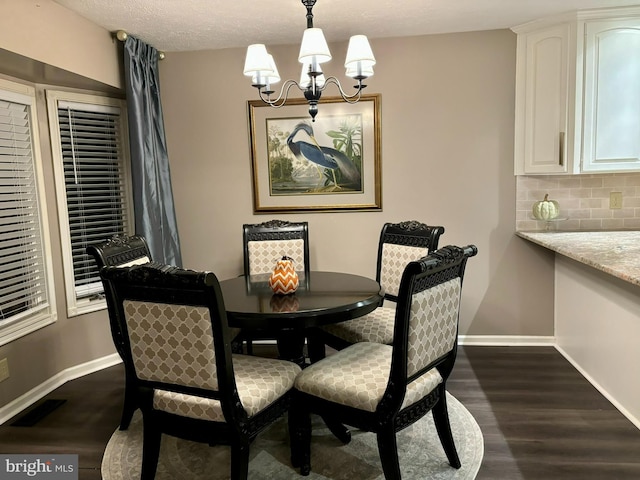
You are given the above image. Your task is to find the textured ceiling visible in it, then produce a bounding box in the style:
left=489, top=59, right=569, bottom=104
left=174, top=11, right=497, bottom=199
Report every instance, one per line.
left=53, top=0, right=639, bottom=52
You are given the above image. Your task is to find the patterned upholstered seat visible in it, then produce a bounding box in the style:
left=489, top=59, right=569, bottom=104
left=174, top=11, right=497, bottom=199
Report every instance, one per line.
left=100, top=263, right=301, bottom=480
left=87, top=234, right=152, bottom=430
left=241, top=219, right=310, bottom=354
left=291, top=245, right=477, bottom=479
left=309, top=221, right=444, bottom=360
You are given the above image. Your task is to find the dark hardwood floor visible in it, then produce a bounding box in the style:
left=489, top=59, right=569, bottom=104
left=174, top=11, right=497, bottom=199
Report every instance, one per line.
left=1, top=346, right=639, bottom=479
left=449, top=347, right=640, bottom=479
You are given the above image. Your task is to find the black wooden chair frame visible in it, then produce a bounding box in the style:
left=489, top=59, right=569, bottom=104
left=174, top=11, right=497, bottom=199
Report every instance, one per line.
left=291, top=245, right=477, bottom=479
left=100, top=264, right=295, bottom=480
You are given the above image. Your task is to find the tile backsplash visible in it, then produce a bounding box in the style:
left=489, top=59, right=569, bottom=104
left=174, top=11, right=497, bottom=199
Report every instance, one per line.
left=516, top=173, right=640, bottom=231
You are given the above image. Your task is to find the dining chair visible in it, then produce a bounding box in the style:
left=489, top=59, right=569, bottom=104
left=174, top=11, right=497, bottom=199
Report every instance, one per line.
left=290, top=244, right=478, bottom=479
left=243, top=219, right=310, bottom=278
left=87, top=234, right=242, bottom=430
left=100, top=262, right=302, bottom=480
left=241, top=219, right=310, bottom=354
left=308, top=220, right=445, bottom=361
left=87, top=234, right=152, bottom=430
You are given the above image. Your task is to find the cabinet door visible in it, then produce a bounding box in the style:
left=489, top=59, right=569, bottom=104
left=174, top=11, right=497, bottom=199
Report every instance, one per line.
left=515, top=24, right=571, bottom=174
left=582, top=19, right=640, bottom=172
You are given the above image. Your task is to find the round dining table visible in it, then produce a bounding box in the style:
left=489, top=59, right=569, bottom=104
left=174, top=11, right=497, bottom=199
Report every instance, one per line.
left=219, top=271, right=383, bottom=366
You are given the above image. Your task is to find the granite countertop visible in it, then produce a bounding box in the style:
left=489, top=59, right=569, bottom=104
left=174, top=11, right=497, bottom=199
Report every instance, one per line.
left=516, top=231, right=640, bottom=287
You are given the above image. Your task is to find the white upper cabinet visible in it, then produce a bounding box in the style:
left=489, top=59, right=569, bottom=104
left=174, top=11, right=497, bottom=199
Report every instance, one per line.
left=513, top=7, right=640, bottom=175
left=514, top=23, right=575, bottom=174
left=582, top=18, right=640, bottom=172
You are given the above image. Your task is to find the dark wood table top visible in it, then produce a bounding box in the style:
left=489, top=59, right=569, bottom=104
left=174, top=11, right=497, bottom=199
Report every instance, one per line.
left=219, top=271, right=383, bottom=330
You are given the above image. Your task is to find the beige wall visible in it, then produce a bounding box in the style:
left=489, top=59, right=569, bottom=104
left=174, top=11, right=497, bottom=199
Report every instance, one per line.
left=159, top=30, right=555, bottom=338
left=556, top=256, right=640, bottom=427
left=0, top=0, right=121, bottom=409
left=0, top=0, right=122, bottom=89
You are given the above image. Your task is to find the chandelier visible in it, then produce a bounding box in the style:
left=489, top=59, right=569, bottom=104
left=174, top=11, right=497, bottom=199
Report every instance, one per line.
left=243, top=0, right=376, bottom=121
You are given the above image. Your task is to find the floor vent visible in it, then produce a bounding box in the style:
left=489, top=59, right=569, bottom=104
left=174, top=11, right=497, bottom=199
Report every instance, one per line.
left=10, top=399, right=67, bottom=427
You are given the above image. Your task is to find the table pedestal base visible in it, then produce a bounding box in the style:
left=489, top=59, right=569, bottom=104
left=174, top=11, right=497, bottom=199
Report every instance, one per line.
left=276, top=329, right=307, bottom=368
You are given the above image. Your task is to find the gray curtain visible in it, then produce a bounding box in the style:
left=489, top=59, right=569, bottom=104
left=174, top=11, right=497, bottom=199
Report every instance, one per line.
left=123, top=36, right=182, bottom=266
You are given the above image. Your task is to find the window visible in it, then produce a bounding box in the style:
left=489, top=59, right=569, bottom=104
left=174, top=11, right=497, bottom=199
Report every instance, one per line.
left=47, top=91, right=133, bottom=317
left=0, top=79, right=56, bottom=346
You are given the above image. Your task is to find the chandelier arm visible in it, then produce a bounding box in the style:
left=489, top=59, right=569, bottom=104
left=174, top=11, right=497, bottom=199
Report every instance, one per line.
left=321, top=77, right=365, bottom=104
left=257, top=80, right=305, bottom=108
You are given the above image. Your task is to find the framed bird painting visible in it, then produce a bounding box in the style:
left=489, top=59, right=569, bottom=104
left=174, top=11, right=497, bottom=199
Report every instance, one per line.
left=247, top=94, right=381, bottom=213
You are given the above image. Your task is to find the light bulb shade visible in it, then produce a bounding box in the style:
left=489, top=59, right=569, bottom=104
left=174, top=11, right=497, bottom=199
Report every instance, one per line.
left=345, top=35, right=376, bottom=69
left=346, top=64, right=374, bottom=79
left=253, top=71, right=280, bottom=87
left=244, top=44, right=273, bottom=75
left=298, top=28, right=332, bottom=65
left=260, top=54, right=281, bottom=85
left=300, top=62, right=326, bottom=88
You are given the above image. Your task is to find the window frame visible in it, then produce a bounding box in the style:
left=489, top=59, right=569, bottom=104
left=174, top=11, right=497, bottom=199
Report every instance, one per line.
left=0, top=78, right=57, bottom=347
left=47, top=90, right=134, bottom=317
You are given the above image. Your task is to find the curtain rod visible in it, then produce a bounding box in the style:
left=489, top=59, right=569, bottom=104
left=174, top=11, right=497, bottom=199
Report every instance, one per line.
left=115, top=30, right=165, bottom=60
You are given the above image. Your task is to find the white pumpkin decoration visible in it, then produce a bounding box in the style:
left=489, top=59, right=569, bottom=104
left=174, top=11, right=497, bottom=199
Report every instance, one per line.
left=532, top=194, right=560, bottom=220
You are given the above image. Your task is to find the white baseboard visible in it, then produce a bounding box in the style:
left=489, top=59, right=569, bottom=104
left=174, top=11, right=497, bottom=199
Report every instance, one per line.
left=0, top=353, right=121, bottom=426
left=459, top=335, right=555, bottom=346
left=555, top=345, right=640, bottom=431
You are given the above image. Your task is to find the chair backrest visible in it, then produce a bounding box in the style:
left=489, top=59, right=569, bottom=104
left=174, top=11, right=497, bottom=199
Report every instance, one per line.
left=100, top=263, right=245, bottom=419
left=243, top=220, right=310, bottom=276
left=387, top=245, right=477, bottom=408
left=86, top=235, right=152, bottom=358
left=376, top=221, right=445, bottom=301
left=86, top=234, right=152, bottom=269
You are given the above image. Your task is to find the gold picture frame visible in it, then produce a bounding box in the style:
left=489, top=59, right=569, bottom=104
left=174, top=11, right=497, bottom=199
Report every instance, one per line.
left=247, top=94, right=382, bottom=213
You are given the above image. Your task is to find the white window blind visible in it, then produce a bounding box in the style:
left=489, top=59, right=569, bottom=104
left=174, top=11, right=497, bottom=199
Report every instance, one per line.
left=48, top=91, right=132, bottom=316
left=0, top=90, right=51, bottom=328
left=59, top=101, right=129, bottom=298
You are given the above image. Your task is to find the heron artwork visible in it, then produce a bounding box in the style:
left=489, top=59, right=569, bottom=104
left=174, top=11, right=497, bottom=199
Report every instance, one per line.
left=285, top=122, right=362, bottom=192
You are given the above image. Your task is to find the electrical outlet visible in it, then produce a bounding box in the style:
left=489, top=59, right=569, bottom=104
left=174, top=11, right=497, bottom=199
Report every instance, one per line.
left=610, top=192, right=623, bottom=209
left=0, top=358, right=9, bottom=382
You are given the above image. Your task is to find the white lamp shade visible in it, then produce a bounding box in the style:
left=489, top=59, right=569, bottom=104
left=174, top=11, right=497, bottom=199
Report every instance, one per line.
left=244, top=44, right=273, bottom=76
left=345, top=35, right=376, bottom=69
left=253, top=55, right=281, bottom=86
left=298, top=28, right=332, bottom=65
left=300, top=62, right=325, bottom=88
left=346, top=64, right=374, bottom=79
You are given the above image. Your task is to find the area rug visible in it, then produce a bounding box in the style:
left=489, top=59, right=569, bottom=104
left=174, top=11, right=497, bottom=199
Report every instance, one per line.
left=102, top=393, right=483, bottom=480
